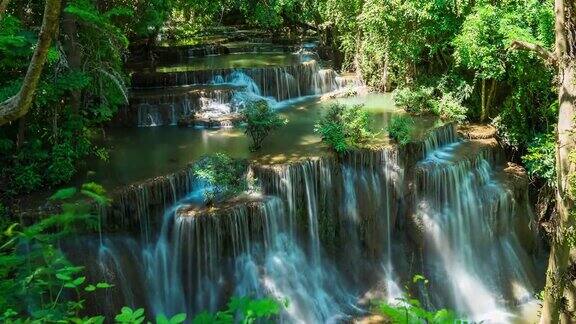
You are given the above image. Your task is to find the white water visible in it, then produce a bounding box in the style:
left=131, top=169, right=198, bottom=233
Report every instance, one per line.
left=416, top=133, right=539, bottom=323
left=88, top=125, right=542, bottom=323
left=135, top=51, right=350, bottom=127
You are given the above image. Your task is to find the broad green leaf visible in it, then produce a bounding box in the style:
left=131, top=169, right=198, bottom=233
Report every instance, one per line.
left=56, top=273, right=72, bottom=281
left=170, top=313, right=186, bottom=323
left=72, top=276, right=86, bottom=286
left=96, top=282, right=113, bottom=289
left=156, top=314, right=169, bottom=324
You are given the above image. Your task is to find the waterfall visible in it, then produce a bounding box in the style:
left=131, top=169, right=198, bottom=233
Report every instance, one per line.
left=83, top=125, right=543, bottom=322
left=129, top=59, right=346, bottom=127
left=415, top=133, right=539, bottom=322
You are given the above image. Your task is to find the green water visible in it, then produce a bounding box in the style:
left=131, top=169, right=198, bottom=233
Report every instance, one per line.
left=137, top=53, right=303, bottom=73
left=80, top=93, right=440, bottom=190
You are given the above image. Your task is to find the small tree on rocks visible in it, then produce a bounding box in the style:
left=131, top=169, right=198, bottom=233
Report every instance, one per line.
left=241, top=100, right=286, bottom=151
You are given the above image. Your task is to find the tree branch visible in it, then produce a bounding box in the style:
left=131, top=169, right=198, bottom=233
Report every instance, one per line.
left=0, top=0, right=62, bottom=126
left=510, top=40, right=557, bottom=65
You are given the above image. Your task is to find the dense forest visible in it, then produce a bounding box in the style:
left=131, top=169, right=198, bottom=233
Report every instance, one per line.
left=1, top=0, right=575, bottom=323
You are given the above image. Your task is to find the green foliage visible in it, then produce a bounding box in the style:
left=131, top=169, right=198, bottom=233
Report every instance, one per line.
left=378, top=301, right=461, bottom=324
left=430, top=93, right=468, bottom=122
left=377, top=275, right=464, bottom=323
left=113, top=297, right=281, bottom=324
left=156, top=312, right=187, bottom=324
left=393, top=87, right=435, bottom=115
left=522, top=132, right=557, bottom=187
left=0, top=1, right=130, bottom=197
left=387, top=115, right=415, bottom=146
left=453, top=5, right=506, bottom=81
left=193, top=153, right=248, bottom=204
left=314, top=103, right=373, bottom=153
left=193, top=296, right=282, bottom=324
left=324, top=0, right=556, bottom=156
left=115, top=307, right=146, bottom=324
left=241, top=100, right=287, bottom=151
left=0, top=184, right=111, bottom=322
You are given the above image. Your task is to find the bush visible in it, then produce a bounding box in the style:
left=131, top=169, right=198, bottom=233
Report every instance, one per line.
left=387, top=115, right=415, bottom=145
left=0, top=184, right=110, bottom=323
left=241, top=100, right=287, bottom=151
left=430, top=93, right=468, bottom=122
left=12, top=164, right=42, bottom=193
left=522, top=132, right=556, bottom=187
left=193, top=153, right=248, bottom=204
left=377, top=274, right=463, bottom=323
left=393, top=86, right=434, bottom=114
left=314, top=103, right=373, bottom=153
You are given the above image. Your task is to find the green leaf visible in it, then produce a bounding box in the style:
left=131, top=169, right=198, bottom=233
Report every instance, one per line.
left=170, top=313, right=186, bottom=323
left=85, top=284, right=96, bottom=292
left=56, top=273, right=72, bottom=281
left=412, top=274, right=428, bottom=284
left=156, top=314, right=169, bottom=324
left=133, top=308, right=145, bottom=318
left=192, top=312, right=215, bottom=324
left=96, top=282, right=113, bottom=289
left=64, top=282, right=77, bottom=288
left=50, top=187, right=77, bottom=200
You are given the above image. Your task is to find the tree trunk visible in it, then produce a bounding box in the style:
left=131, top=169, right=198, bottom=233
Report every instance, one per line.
left=480, top=78, right=487, bottom=122
left=16, top=116, right=26, bottom=148
left=539, top=0, right=576, bottom=322
left=486, top=79, right=497, bottom=119
left=62, top=9, right=81, bottom=113
left=510, top=1, right=576, bottom=321
left=0, top=0, right=62, bottom=126
left=541, top=63, right=576, bottom=324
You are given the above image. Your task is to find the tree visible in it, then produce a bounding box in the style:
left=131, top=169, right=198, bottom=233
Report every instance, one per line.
left=241, top=100, right=286, bottom=151
left=193, top=153, right=247, bottom=204
left=0, top=0, right=62, bottom=126
left=453, top=5, right=506, bottom=122
left=314, top=103, right=373, bottom=153
left=511, top=1, right=576, bottom=322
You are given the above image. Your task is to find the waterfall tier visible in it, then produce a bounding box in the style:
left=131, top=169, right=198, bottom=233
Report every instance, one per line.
left=131, top=61, right=343, bottom=98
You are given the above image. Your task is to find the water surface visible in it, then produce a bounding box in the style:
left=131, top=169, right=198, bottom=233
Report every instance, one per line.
left=82, top=93, right=440, bottom=190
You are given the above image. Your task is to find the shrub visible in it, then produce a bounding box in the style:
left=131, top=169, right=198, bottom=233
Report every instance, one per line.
left=314, top=103, right=373, bottom=153
left=193, top=153, right=248, bottom=204
left=430, top=93, right=468, bottom=122
left=393, top=86, right=434, bottom=114
left=241, top=100, right=287, bottom=151
left=376, top=275, right=463, bottom=323
left=0, top=184, right=110, bottom=323
left=522, top=132, right=556, bottom=187
left=12, top=164, right=42, bottom=193
left=387, top=115, right=415, bottom=145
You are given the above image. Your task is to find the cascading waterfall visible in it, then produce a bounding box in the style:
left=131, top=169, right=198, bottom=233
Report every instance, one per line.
left=415, top=130, right=540, bottom=322
left=86, top=149, right=408, bottom=322
left=134, top=88, right=237, bottom=127
left=129, top=51, right=349, bottom=127
left=82, top=124, right=543, bottom=323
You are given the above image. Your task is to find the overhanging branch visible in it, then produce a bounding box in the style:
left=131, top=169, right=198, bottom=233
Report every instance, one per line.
left=510, top=40, right=557, bottom=65
left=0, top=0, right=62, bottom=126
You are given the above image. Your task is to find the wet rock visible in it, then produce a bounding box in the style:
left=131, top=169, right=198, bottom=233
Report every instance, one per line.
left=457, top=123, right=497, bottom=139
